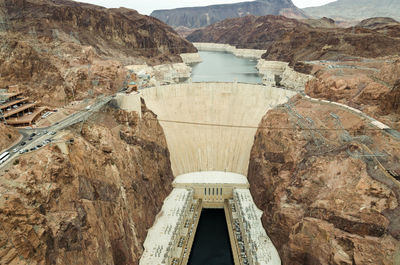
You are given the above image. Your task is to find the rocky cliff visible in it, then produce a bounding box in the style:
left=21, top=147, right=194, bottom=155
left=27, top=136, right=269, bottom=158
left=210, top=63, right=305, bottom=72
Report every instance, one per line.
left=0, top=102, right=174, bottom=264
left=0, top=0, right=196, bottom=106
left=151, top=0, right=306, bottom=29
left=0, top=123, right=19, bottom=151
left=303, top=0, right=400, bottom=22
left=187, top=15, right=400, bottom=63
left=305, top=57, right=400, bottom=130
left=248, top=96, right=400, bottom=264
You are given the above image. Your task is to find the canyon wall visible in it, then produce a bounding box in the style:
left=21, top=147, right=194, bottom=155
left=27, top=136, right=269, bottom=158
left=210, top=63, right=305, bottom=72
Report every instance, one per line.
left=305, top=57, right=400, bottom=130
left=0, top=103, right=174, bottom=265
left=187, top=15, right=400, bottom=63
left=303, top=0, right=400, bottom=22
left=0, top=0, right=196, bottom=106
left=248, top=96, right=400, bottom=264
left=151, top=0, right=306, bottom=29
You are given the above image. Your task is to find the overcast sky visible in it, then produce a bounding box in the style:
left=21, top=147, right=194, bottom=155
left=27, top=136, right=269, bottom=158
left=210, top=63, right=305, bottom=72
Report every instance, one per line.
left=75, top=0, right=337, bottom=15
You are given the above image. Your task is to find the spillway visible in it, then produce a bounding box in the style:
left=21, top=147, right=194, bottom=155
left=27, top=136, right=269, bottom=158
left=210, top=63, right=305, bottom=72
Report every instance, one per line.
left=138, top=82, right=296, bottom=176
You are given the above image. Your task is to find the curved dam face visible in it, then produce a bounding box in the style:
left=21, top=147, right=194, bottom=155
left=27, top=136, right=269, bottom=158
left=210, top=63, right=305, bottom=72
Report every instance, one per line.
left=137, top=82, right=296, bottom=176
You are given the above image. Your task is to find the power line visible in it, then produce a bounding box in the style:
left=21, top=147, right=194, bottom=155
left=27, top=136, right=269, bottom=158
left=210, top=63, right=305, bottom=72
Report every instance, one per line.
left=150, top=118, right=385, bottom=131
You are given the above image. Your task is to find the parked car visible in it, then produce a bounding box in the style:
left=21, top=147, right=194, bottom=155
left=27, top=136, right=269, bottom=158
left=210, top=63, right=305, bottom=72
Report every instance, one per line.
left=20, top=141, right=26, bottom=146
left=12, top=148, right=19, bottom=153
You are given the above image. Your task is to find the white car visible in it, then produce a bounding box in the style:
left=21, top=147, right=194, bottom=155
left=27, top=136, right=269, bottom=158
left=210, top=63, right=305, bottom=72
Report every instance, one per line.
left=12, top=148, right=19, bottom=153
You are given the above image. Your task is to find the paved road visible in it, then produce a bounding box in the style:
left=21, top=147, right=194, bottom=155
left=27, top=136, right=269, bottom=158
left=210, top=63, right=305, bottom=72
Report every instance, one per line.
left=1, top=95, right=113, bottom=170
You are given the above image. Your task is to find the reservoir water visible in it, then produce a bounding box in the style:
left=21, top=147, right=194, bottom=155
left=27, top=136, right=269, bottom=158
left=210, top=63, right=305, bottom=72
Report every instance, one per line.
left=190, top=51, right=262, bottom=84
left=188, top=209, right=233, bottom=265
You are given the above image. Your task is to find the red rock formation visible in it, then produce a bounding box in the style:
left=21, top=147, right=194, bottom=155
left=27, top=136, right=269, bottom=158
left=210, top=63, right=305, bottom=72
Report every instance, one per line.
left=187, top=15, right=400, bottom=63
left=305, top=58, right=400, bottom=130
left=248, top=97, right=400, bottom=264
left=0, top=0, right=196, bottom=107
left=0, top=103, right=174, bottom=264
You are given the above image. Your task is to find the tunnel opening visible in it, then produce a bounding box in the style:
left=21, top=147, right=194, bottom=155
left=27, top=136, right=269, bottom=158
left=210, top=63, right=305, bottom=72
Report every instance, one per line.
left=188, top=209, right=234, bottom=265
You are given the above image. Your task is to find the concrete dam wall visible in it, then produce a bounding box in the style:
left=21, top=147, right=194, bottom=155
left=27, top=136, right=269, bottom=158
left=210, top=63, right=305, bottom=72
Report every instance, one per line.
left=128, top=82, right=297, bottom=176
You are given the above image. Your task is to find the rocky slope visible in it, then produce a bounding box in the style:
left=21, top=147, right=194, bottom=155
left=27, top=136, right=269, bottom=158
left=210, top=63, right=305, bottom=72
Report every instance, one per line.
left=0, top=0, right=196, bottom=106
left=306, top=57, right=400, bottom=130
left=151, top=0, right=306, bottom=29
left=303, top=0, right=400, bottom=22
left=0, top=123, right=19, bottom=151
left=187, top=15, right=400, bottom=63
left=0, top=102, right=174, bottom=264
left=248, top=96, right=400, bottom=264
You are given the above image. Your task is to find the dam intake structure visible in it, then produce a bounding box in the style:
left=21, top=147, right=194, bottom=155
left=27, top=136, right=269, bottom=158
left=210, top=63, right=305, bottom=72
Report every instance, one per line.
left=117, top=82, right=295, bottom=265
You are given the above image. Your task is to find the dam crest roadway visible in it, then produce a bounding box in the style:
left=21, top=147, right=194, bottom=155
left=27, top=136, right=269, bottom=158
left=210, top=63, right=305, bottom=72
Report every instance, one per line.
left=117, top=82, right=295, bottom=265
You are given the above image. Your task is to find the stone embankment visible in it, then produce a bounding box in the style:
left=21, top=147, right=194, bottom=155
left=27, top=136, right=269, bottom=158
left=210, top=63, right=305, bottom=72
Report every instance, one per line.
left=193, top=42, right=312, bottom=91
left=180, top=53, right=203, bottom=64
left=126, top=62, right=192, bottom=86
left=123, top=53, right=202, bottom=87
left=256, top=60, right=313, bottom=91
left=193, top=42, right=265, bottom=59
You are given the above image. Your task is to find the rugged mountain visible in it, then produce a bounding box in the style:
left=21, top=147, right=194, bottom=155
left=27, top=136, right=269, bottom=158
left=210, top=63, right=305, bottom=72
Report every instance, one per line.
left=151, top=0, right=306, bottom=29
left=248, top=96, right=400, bottom=264
left=0, top=0, right=196, bottom=106
left=356, top=17, right=399, bottom=29
left=304, top=0, right=400, bottom=22
left=0, top=103, right=174, bottom=265
left=300, top=17, right=337, bottom=28
left=187, top=15, right=400, bottom=63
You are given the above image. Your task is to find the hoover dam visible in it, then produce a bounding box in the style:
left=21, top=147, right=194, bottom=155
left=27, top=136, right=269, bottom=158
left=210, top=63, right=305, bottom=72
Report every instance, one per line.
left=113, top=47, right=303, bottom=265
left=140, top=82, right=295, bottom=176
left=103, top=48, right=400, bottom=265
left=117, top=79, right=296, bottom=265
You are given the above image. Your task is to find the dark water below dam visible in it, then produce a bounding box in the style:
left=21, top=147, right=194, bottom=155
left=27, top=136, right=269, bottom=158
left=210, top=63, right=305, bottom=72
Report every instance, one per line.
left=188, top=209, right=234, bottom=265
left=190, top=51, right=262, bottom=84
